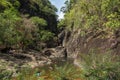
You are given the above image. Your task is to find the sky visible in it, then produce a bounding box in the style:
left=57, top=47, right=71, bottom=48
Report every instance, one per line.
left=49, top=0, right=66, bottom=19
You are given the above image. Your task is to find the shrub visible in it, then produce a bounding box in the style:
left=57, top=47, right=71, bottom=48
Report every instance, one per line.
left=64, top=0, right=120, bottom=36
left=39, top=30, right=54, bottom=42
left=57, top=19, right=66, bottom=32
left=13, top=63, right=82, bottom=80
left=14, top=67, right=41, bottom=80
left=49, top=63, right=82, bottom=80
left=0, top=8, right=22, bottom=47
left=0, top=70, right=12, bottom=80
left=31, top=17, right=47, bottom=29
left=78, top=50, right=120, bottom=80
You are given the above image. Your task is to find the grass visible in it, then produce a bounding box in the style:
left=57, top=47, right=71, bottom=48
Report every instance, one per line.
left=0, top=50, right=120, bottom=80
left=11, top=63, right=82, bottom=80
left=49, top=63, right=82, bottom=80
left=78, top=50, right=120, bottom=80
left=0, top=70, right=12, bottom=80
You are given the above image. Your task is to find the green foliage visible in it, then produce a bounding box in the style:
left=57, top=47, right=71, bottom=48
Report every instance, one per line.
left=31, top=17, right=47, bottom=28
left=18, top=0, right=58, bottom=33
left=0, top=0, right=12, bottom=11
left=39, top=30, right=54, bottom=42
left=0, top=0, right=58, bottom=50
left=78, top=51, right=120, bottom=80
left=64, top=0, right=120, bottom=35
left=32, top=0, right=57, bottom=15
left=12, top=63, right=82, bottom=80
left=13, top=67, right=48, bottom=80
left=61, top=0, right=77, bottom=13
left=0, top=8, right=22, bottom=47
left=15, top=68, right=39, bottom=80
left=7, top=0, right=20, bottom=9
left=0, top=70, right=12, bottom=80
left=31, top=16, right=54, bottom=42
left=105, top=13, right=120, bottom=31
left=49, top=63, right=82, bottom=80
left=57, top=19, right=66, bottom=31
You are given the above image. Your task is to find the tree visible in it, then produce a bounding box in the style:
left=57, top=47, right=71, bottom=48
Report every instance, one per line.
left=63, top=0, right=120, bottom=36
left=18, top=0, right=58, bottom=33
left=0, top=8, right=22, bottom=48
left=0, top=0, right=58, bottom=50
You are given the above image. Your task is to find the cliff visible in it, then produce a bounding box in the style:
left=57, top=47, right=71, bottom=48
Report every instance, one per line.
left=59, top=28, right=120, bottom=58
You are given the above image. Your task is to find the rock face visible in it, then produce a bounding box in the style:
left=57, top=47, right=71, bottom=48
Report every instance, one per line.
left=59, top=29, right=120, bottom=58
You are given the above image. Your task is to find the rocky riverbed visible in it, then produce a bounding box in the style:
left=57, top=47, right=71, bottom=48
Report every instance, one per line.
left=0, top=46, right=75, bottom=76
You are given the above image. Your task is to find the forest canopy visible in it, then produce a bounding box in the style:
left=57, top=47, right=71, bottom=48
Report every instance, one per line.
left=0, top=0, right=58, bottom=50
left=61, top=0, right=120, bottom=36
